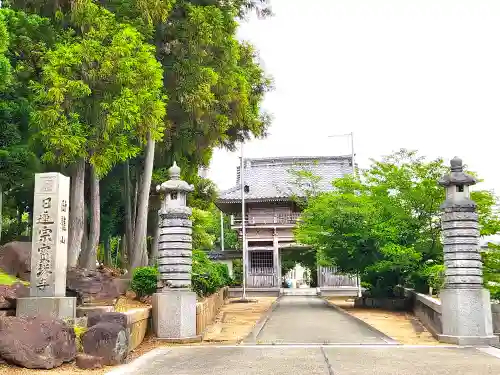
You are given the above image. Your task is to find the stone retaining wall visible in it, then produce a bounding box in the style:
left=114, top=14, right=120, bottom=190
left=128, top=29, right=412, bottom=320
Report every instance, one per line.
left=403, top=288, right=500, bottom=339
left=76, top=305, right=151, bottom=352
left=196, top=287, right=229, bottom=335
left=492, top=304, right=500, bottom=336
left=122, top=307, right=151, bottom=351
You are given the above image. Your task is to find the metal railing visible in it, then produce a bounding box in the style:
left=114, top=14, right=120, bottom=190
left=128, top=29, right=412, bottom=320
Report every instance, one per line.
left=231, top=212, right=301, bottom=226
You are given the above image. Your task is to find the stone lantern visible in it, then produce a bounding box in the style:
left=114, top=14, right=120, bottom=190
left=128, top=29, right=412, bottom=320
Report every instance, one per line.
left=156, top=161, right=194, bottom=290
left=152, top=162, right=199, bottom=341
left=437, top=157, right=498, bottom=345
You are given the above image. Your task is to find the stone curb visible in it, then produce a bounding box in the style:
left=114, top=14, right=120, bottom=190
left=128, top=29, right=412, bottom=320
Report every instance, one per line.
left=322, top=298, right=400, bottom=345
left=241, top=296, right=283, bottom=344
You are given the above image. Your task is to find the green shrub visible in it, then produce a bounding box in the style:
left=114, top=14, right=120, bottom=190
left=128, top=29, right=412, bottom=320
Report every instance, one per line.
left=489, top=284, right=500, bottom=301
left=232, top=259, right=243, bottom=286
left=422, top=264, right=445, bottom=296
left=214, top=262, right=232, bottom=285
left=74, top=326, right=87, bottom=352
left=191, top=250, right=231, bottom=297
left=131, top=266, right=158, bottom=297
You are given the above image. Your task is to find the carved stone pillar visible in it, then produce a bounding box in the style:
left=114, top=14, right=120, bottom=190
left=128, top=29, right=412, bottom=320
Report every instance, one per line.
left=437, top=157, right=498, bottom=346
left=152, top=162, right=200, bottom=341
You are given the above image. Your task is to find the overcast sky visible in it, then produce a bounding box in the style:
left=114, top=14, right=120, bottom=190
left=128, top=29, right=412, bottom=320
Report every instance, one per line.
left=208, top=0, right=500, bottom=194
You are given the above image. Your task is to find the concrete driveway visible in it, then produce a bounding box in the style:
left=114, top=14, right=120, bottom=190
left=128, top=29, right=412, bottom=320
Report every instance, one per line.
left=106, top=296, right=500, bottom=374
left=251, top=296, right=394, bottom=344
left=107, top=345, right=500, bottom=375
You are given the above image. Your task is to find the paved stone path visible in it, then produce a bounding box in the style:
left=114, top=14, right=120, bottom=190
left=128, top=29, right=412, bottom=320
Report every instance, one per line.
left=107, top=295, right=500, bottom=375
left=252, top=295, right=393, bottom=344
left=108, top=346, right=500, bottom=375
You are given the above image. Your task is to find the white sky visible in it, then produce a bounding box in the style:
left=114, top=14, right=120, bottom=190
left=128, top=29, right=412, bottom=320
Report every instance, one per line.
left=208, top=0, right=500, bottom=194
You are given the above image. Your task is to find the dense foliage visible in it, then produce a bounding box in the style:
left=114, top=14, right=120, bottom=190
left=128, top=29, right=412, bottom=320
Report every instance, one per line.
left=131, top=266, right=159, bottom=297
left=483, top=244, right=500, bottom=301
left=295, top=150, right=500, bottom=297
left=192, top=250, right=231, bottom=297
left=0, top=0, right=267, bottom=272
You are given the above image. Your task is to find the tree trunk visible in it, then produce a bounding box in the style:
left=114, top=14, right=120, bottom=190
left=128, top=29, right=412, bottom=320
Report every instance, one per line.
left=131, top=135, right=155, bottom=270
left=81, top=203, right=88, bottom=262
left=84, top=165, right=100, bottom=270
left=149, top=212, right=160, bottom=266
left=68, top=159, right=85, bottom=268
left=124, top=161, right=134, bottom=262
left=103, top=235, right=111, bottom=266
left=133, top=174, right=139, bottom=228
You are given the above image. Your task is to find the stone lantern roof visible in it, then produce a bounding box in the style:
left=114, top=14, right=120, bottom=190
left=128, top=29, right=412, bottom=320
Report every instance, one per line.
left=156, top=161, right=194, bottom=193
left=438, top=156, right=477, bottom=187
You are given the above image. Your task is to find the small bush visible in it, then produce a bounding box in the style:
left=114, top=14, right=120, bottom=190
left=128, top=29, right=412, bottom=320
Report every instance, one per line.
left=232, top=259, right=243, bottom=286
left=131, top=266, right=159, bottom=297
left=487, top=283, right=500, bottom=302
left=74, top=326, right=87, bottom=352
left=423, top=264, right=445, bottom=296
left=191, top=250, right=232, bottom=297
left=214, top=262, right=232, bottom=285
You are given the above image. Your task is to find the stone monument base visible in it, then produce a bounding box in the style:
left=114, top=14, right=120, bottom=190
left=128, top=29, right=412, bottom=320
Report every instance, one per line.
left=439, top=288, right=499, bottom=346
left=152, top=290, right=200, bottom=341
left=16, top=296, right=76, bottom=321
left=437, top=334, right=499, bottom=346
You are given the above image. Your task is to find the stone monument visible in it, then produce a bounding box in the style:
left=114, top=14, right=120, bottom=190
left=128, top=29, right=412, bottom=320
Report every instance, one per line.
left=17, top=172, right=76, bottom=320
left=437, top=157, right=498, bottom=345
left=152, top=162, right=199, bottom=341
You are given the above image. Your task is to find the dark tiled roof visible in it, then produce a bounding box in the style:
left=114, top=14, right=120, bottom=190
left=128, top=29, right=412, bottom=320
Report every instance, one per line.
left=218, top=155, right=353, bottom=202
left=207, top=250, right=242, bottom=260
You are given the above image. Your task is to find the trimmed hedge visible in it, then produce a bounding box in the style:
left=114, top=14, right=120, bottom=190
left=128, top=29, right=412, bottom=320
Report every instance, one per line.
left=131, top=266, right=159, bottom=297
left=192, top=250, right=232, bottom=297
left=130, top=251, right=232, bottom=298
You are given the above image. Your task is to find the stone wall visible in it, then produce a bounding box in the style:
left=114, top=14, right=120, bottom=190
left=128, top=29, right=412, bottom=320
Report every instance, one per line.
left=196, top=287, right=229, bottom=336
left=121, top=307, right=151, bottom=352
left=493, top=304, right=500, bottom=336
left=403, top=288, right=500, bottom=339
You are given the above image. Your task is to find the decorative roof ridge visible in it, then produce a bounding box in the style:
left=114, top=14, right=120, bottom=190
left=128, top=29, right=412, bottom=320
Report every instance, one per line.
left=219, top=185, right=240, bottom=195
left=245, top=155, right=352, bottom=165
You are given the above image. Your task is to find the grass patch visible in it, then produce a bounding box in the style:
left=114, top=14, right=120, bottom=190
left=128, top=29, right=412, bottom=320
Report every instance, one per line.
left=0, top=270, right=29, bottom=286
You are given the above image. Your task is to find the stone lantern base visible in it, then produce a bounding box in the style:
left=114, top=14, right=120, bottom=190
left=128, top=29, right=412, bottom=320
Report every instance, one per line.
left=152, top=290, right=200, bottom=342
left=438, top=288, right=499, bottom=346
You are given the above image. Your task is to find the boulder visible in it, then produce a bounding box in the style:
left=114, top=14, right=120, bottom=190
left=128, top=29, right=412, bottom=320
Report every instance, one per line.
left=82, top=322, right=129, bottom=365
left=75, top=354, right=104, bottom=369
left=0, top=242, right=31, bottom=281
left=67, top=267, right=121, bottom=305
left=0, top=316, right=76, bottom=369
left=88, top=312, right=127, bottom=330
left=0, top=283, right=29, bottom=309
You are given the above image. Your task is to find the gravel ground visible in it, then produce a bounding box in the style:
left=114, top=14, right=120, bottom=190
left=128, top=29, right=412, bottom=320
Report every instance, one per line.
left=327, top=297, right=447, bottom=345
left=0, top=297, right=277, bottom=374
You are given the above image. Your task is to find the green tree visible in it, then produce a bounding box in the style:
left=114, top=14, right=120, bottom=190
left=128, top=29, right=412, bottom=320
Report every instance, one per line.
left=0, top=15, right=10, bottom=242
left=295, top=150, right=500, bottom=296
left=0, top=9, right=59, bottom=243
left=482, top=243, right=500, bottom=300
left=30, top=0, right=166, bottom=268
left=4, top=0, right=270, bottom=273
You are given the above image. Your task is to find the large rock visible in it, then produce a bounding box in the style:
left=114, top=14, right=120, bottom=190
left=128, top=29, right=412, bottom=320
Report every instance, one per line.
left=82, top=322, right=129, bottom=365
left=88, top=312, right=127, bottom=329
left=0, top=283, right=29, bottom=309
left=0, top=242, right=31, bottom=281
left=67, top=267, right=121, bottom=305
left=0, top=316, right=76, bottom=369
